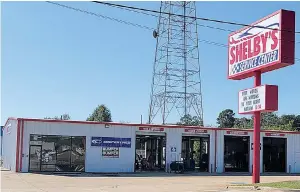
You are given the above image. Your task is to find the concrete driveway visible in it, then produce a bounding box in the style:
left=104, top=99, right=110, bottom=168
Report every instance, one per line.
left=1, top=169, right=300, bottom=192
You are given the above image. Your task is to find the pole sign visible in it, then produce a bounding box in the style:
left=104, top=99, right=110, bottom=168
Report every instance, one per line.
left=228, top=9, right=295, bottom=80
left=228, top=9, right=295, bottom=184
left=238, top=85, right=278, bottom=114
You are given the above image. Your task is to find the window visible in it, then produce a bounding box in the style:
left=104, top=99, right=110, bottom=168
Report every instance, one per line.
left=29, top=134, right=86, bottom=172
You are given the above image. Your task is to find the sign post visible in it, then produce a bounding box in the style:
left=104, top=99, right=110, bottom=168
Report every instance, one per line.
left=253, top=71, right=261, bottom=183
left=228, top=9, right=295, bottom=183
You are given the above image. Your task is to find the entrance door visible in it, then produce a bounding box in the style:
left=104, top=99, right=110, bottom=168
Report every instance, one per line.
left=29, top=145, right=42, bottom=172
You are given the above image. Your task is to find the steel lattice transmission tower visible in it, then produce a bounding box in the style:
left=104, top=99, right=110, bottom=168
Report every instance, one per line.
left=148, top=1, right=204, bottom=125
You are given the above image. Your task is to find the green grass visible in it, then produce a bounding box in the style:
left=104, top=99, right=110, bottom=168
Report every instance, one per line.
left=247, top=180, right=300, bottom=189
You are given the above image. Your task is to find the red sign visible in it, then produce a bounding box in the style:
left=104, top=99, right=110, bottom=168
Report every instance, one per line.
left=265, top=133, right=285, bottom=137
left=184, top=129, right=207, bottom=134
left=238, top=85, right=278, bottom=114
left=139, top=127, right=164, bottom=132
left=226, top=130, right=248, bottom=135
left=228, top=10, right=295, bottom=80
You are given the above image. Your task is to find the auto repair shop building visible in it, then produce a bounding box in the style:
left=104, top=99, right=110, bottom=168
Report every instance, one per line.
left=2, top=117, right=300, bottom=174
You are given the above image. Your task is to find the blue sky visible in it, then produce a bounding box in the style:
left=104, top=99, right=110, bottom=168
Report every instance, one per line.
left=2, top=1, right=300, bottom=126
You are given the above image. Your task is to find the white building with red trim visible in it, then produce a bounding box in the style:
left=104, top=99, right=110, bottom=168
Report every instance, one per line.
left=2, top=117, right=300, bottom=173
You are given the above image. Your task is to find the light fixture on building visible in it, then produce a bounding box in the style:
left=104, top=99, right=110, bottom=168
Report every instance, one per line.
left=105, top=124, right=110, bottom=128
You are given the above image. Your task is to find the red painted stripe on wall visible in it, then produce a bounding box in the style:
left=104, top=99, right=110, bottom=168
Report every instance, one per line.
left=214, top=129, right=217, bottom=172
left=19, top=120, right=24, bottom=172
left=15, top=120, right=21, bottom=172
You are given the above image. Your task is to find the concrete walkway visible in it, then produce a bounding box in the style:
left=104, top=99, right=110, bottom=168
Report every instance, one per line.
left=1, top=169, right=300, bottom=192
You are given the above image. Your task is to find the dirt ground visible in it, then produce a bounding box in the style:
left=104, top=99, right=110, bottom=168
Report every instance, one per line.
left=1, top=169, right=300, bottom=192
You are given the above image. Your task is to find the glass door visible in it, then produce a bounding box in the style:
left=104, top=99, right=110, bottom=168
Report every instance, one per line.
left=29, top=145, right=42, bottom=172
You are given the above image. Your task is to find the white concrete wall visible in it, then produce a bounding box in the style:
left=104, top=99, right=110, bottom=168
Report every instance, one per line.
left=165, top=128, right=182, bottom=172
left=286, top=133, right=300, bottom=173
left=2, top=119, right=18, bottom=171
left=22, top=121, right=136, bottom=173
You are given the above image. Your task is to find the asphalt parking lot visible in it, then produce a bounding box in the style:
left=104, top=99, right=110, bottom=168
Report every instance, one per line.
left=1, top=169, right=300, bottom=192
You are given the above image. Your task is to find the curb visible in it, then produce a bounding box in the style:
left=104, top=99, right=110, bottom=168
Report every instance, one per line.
left=227, top=185, right=300, bottom=191
left=226, top=185, right=257, bottom=190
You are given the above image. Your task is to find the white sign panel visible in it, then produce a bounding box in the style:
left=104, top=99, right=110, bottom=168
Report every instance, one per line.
left=239, top=86, right=266, bottom=114
left=228, top=12, right=280, bottom=78
left=102, top=147, right=119, bottom=158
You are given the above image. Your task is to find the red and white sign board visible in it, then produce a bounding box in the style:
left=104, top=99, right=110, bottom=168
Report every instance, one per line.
left=238, top=85, right=278, bottom=114
left=265, top=133, right=285, bottom=137
left=226, top=130, right=248, bottom=135
left=184, top=128, right=208, bottom=134
left=139, top=127, right=164, bottom=132
left=228, top=9, right=295, bottom=80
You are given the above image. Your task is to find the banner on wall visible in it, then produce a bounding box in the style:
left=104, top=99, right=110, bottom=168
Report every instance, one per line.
left=91, top=137, right=131, bottom=148
left=102, top=147, right=119, bottom=158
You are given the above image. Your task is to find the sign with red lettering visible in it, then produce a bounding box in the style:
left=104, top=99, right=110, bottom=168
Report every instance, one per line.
left=238, top=85, right=278, bottom=114
left=228, top=10, right=295, bottom=80
left=226, top=131, right=248, bottom=135
left=184, top=129, right=207, bottom=134
left=139, top=127, right=164, bottom=132
left=265, top=133, right=285, bottom=137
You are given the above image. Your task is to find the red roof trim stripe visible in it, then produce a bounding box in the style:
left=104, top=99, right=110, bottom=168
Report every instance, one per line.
left=4, top=117, right=300, bottom=134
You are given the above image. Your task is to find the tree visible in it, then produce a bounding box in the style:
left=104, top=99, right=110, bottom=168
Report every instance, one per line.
left=233, top=117, right=252, bottom=129
left=87, top=104, right=112, bottom=122
left=217, top=109, right=235, bottom=128
left=260, top=112, right=280, bottom=129
left=293, top=115, right=300, bottom=130
left=177, top=114, right=203, bottom=126
left=44, top=113, right=71, bottom=120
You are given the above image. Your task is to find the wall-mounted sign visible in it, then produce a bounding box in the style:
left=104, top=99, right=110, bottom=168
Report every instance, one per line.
left=238, top=85, right=278, bottom=114
left=91, top=137, right=131, bottom=148
left=102, top=147, right=119, bottom=158
left=251, top=143, right=261, bottom=150
left=265, top=133, right=285, bottom=137
left=228, top=10, right=295, bottom=80
left=226, top=131, right=248, bottom=135
left=171, top=147, right=176, bottom=153
left=139, top=127, right=164, bottom=132
left=5, top=123, right=11, bottom=135
left=184, top=129, right=207, bottom=134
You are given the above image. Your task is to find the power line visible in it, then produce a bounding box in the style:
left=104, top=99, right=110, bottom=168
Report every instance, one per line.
left=92, top=1, right=300, bottom=45
left=46, top=1, right=154, bottom=31
left=46, top=1, right=299, bottom=62
left=93, top=1, right=300, bottom=34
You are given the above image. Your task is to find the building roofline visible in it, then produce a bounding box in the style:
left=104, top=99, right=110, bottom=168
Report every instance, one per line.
left=4, top=117, right=300, bottom=134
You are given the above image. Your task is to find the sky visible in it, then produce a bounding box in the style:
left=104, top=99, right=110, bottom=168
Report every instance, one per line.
left=1, top=1, right=300, bottom=126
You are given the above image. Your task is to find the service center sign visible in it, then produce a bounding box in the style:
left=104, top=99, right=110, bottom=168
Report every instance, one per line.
left=238, top=85, right=278, bottom=114
left=228, top=10, right=295, bottom=80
